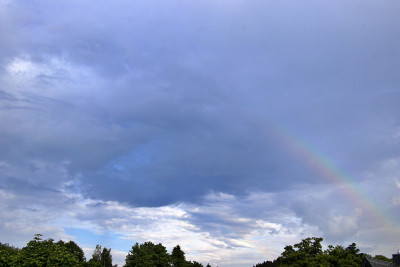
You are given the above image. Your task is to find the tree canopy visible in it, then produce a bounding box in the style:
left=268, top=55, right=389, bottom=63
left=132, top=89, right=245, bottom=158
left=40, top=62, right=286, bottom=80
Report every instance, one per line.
left=0, top=242, right=20, bottom=266
left=123, top=242, right=212, bottom=267
left=1, top=235, right=213, bottom=267
left=171, top=245, right=186, bottom=267
left=86, top=244, right=116, bottom=267
left=253, top=237, right=372, bottom=267
left=0, top=234, right=393, bottom=267
left=0, top=234, right=115, bottom=267
left=124, top=241, right=170, bottom=267
left=13, top=234, right=80, bottom=267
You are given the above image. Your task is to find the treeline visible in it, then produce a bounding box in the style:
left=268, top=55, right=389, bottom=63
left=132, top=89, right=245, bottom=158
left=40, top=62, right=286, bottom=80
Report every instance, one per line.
left=1, top=234, right=393, bottom=266
left=0, top=234, right=115, bottom=267
left=0, top=234, right=213, bottom=267
left=253, top=237, right=392, bottom=267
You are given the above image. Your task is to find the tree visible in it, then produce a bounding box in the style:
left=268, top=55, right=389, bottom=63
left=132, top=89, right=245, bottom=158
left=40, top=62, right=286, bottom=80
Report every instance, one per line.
left=101, top=247, right=113, bottom=267
left=0, top=242, right=19, bottom=266
left=186, top=261, right=203, bottom=267
left=92, top=244, right=103, bottom=262
left=87, top=244, right=115, bottom=267
left=254, top=237, right=368, bottom=267
left=57, top=240, right=86, bottom=264
left=171, top=245, right=186, bottom=267
left=293, top=237, right=323, bottom=257
left=373, top=255, right=391, bottom=262
left=253, top=261, right=275, bottom=267
left=324, top=242, right=365, bottom=266
left=124, top=241, right=170, bottom=267
left=14, top=234, right=80, bottom=266
left=274, top=237, right=330, bottom=266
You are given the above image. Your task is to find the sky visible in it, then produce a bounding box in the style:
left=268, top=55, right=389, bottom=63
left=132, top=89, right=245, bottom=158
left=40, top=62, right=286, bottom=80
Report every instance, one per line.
left=0, top=0, right=399, bottom=266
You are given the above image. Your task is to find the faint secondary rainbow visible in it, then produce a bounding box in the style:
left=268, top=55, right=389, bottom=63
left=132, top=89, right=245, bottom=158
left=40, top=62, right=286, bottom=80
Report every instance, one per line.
left=261, top=120, right=400, bottom=237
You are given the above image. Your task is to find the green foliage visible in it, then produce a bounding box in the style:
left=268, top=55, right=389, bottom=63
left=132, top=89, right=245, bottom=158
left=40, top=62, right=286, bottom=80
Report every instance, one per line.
left=14, top=234, right=80, bottom=266
left=124, top=242, right=210, bottom=267
left=7, top=233, right=388, bottom=267
left=323, top=243, right=365, bottom=266
left=253, top=260, right=275, bottom=267
left=171, top=245, right=186, bottom=267
left=87, top=244, right=115, bottom=267
left=373, top=254, right=391, bottom=262
left=274, top=237, right=325, bottom=266
left=57, top=240, right=86, bottom=263
left=92, top=244, right=103, bottom=262
left=254, top=237, right=370, bottom=267
left=124, top=241, right=170, bottom=267
left=185, top=260, right=203, bottom=267
left=0, top=242, right=20, bottom=266
left=0, top=234, right=205, bottom=267
left=2, top=234, right=212, bottom=267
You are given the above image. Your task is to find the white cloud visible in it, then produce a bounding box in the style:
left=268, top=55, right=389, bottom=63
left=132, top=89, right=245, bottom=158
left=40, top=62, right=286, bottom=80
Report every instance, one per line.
left=327, top=209, right=362, bottom=237
left=3, top=55, right=96, bottom=99
left=0, top=184, right=325, bottom=266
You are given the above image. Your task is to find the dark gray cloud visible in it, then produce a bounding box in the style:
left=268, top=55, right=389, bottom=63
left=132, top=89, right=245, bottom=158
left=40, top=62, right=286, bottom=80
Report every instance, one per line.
left=1, top=0, right=399, bottom=203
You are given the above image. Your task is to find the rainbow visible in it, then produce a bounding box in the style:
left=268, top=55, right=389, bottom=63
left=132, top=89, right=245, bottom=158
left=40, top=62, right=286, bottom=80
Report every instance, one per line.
left=262, top=119, right=400, bottom=238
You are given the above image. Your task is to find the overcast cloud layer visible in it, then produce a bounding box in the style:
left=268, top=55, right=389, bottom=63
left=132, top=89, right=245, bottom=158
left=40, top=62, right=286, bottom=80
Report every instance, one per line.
left=1, top=1, right=400, bottom=266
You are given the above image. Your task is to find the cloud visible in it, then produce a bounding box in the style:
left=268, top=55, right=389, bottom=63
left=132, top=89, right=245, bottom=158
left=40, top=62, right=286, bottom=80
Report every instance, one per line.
left=326, top=209, right=362, bottom=239
left=0, top=0, right=400, bottom=265
left=0, top=183, right=324, bottom=266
